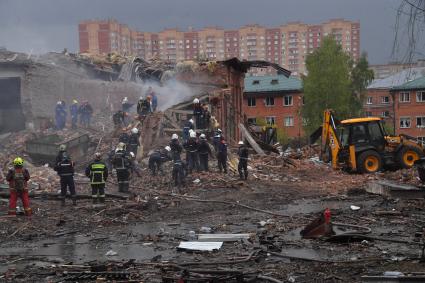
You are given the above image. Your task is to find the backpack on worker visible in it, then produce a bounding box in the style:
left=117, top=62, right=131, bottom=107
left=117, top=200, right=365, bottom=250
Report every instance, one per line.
left=13, top=169, right=26, bottom=191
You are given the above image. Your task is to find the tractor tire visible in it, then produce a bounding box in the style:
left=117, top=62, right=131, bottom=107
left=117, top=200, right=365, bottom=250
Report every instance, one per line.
left=357, top=150, right=382, bottom=174
left=397, top=146, right=424, bottom=169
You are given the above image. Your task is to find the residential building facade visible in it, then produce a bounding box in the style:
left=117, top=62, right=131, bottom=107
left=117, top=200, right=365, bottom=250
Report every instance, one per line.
left=391, top=77, right=425, bottom=143
left=79, top=19, right=360, bottom=76
left=243, top=75, right=303, bottom=138
left=364, top=67, right=425, bottom=131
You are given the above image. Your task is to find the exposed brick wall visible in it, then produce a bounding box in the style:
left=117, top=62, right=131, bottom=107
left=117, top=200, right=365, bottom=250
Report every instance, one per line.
left=243, top=91, right=303, bottom=138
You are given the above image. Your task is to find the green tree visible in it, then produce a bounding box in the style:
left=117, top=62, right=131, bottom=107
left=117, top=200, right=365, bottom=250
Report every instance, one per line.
left=302, top=36, right=353, bottom=134
left=349, top=52, right=374, bottom=116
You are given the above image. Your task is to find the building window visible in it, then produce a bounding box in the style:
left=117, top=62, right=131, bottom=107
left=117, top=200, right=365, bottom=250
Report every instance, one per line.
left=381, top=96, right=390, bottom=104
left=284, top=95, right=293, bottom=106
left=247, top=117, right=257, bottom=125
left=284, top=116, right=294, bottom=127
left=381, top=111, right=389, bottom=118
left=247, top=97, right=256, bottom=107
left=400, top=117, right=411, bottom=128
left=366, top=97, right=373, bottom=104
left=399, top=92, right=410, bottom=102
left=417, top=91, right=425, bottom=102
left=417, top=116, right=425, bottom=128
left=265, top=97, right=275, bottom=106
left=265, top=116, right=275, bottom=125
left=271, top=79, right=279, bottom=85
left=252, top=80, right=260, bottom=85
left=365, top=111, right=372, bottom=117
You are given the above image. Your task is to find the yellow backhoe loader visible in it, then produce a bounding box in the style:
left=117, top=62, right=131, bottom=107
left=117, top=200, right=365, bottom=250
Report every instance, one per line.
left=310, top=109, right=425, bottom=173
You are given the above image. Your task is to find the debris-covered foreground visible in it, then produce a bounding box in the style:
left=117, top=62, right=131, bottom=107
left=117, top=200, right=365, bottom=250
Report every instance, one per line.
left=1, top=130, right=425, bottom=283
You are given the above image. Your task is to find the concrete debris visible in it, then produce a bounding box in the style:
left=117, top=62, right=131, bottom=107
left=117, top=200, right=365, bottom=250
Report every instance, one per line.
left=177, top=241, right=223, bottom=251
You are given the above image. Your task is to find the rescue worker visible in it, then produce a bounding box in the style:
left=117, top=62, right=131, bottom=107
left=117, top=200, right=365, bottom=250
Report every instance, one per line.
left=79, top=100, right=93, bottom=128
left=54, top=153, right=76, bottom=206
left=121, top=97, right=132, bottom=112
left=170, top=134, right=185, bottom=187
left=70, top=100, right=79, bottom=129
left=112, top=142, right=132, bottom=193
left=148, top=146, right=171, bottom=176
left=118, top=130, right=130, bottom=147
left=217, top=136, right=228, bottom=173
left=128, top=151, right=141, bottom=177
left=182, top=119, right=194, bottom=143
left=198, top=134, right=212, bottom=171
left=85, top=152, right=108, bottom=204
left=128, top=128, right=140, bottom=155
left=193, top=98, right=203, bottom=129
left=202, top=104, right=211, bottom=130
left=56, top=144, right=68, bottom=166
left=213, top=128, right=222, bottom=152
left=146, top=95, right=153, bottom=113
left=146, top=86, right=158, bottom=112
left=55, top=101, right=67, bottom=130
left=7, top=157, right=31, bottom=216
left=113, top=110, right=127, bottom=129
left=184, top=131, right=199, bottom=174
left=237, top=141, right=249, bottom=180
left=137, top=96, right=150, bottom=118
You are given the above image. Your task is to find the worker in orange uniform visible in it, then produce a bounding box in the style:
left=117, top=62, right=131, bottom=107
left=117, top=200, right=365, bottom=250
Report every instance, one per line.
left=6, top=157, right=31, bottom=216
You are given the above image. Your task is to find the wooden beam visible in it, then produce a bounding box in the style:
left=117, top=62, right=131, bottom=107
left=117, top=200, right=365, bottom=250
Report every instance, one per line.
left=239, top=123, right=265, bottom=155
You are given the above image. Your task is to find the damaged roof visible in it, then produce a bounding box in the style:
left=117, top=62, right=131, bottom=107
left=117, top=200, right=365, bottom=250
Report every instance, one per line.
left=391, top=76, right=425, bottom=91
left=221, top=57, right=291, bottom=77
left=244, top=75, right=302, bottom=93
left=367, top=67, right=425, bottom=89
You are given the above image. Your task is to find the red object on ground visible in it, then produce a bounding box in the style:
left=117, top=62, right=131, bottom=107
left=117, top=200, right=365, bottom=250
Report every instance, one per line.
left=324, top=208, right=331, bottom=224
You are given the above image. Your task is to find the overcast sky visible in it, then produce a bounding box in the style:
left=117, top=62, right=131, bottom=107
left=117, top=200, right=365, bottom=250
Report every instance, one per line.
left=0, top=0, right=408, bottom=64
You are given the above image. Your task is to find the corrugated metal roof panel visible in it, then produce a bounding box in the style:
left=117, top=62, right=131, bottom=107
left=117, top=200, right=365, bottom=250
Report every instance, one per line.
left=392, top=76, right=425, bottom=91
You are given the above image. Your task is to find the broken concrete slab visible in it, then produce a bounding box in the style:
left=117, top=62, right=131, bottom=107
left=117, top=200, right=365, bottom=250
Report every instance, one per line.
left=366, top=180, right=425, bottom=199
left=197, top=233, right=252, bottom=242
left=177, top=241, right=223, bottom=251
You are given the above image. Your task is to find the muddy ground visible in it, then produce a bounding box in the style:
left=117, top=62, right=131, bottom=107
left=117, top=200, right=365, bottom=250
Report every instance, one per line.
left=0, top=158, right=424, bottom=283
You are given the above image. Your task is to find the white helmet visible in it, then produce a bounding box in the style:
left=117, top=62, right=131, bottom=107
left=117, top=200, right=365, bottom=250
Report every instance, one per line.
left=200, top=134, right=206, bottom=139
left=57, top=101, right=62, bottom=105
left=193, top=98, right=199, bottom=104
left=171, top=133, right=178, bottom=140
left=131, top=128, right=139, bottom=134
left=122, top=97, right=128, bottom=103
left=190, top=131, right=196, bottom=138
left=189, top=119, right=194, bottom=124
left=129, top=152, right=135, bottom=158
left=139, top=96, right=144, bottom=100
left=165, top=146, right=171, bottom=152
left=116, top=142, right=125, bottom=151
left=238, top=141, right=244, bottom=145
left=217, top=128, right=222, bottom=133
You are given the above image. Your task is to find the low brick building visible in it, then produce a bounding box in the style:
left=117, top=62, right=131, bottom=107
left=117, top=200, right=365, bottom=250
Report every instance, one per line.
left=365, top=67, right=425, bottom=130
left=391, top=76, right=425, bottom=144
left=243, top=75, right=303, bottom=138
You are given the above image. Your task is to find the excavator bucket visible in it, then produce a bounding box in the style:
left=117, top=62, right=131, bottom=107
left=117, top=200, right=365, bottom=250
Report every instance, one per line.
left=309, top=126, right=323, bottom=144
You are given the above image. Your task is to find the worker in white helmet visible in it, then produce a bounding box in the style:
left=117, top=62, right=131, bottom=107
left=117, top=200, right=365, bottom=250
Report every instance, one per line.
left=237, top=141, right=249, bottom=180
left=198, top=133, right=212, bottom=171
left=193, top=98, right=203, bottom=130
left=127, top=128, right=140, bottom=156
left=184, top=130, right=199, bottom=174
left=169, top=134, right=185, bottom=188
left=148, top=146, right=172, bottom=176
left=112, top=142, right=132, bottom=193
left=182, top=118, right=195, bottom=143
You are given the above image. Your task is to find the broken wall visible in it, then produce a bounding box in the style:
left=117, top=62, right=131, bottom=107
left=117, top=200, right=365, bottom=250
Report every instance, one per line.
left=21, top=61, right=142, bottom=130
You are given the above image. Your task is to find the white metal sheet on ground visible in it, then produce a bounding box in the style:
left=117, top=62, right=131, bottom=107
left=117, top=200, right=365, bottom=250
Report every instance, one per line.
left=178, top=241, right=223, bottom=251
left=197, top=234, right=252, bottom=242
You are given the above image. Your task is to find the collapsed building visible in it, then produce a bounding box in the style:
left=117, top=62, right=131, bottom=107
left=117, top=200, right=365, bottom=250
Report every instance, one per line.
left=0, top=49, right=290, bottom=149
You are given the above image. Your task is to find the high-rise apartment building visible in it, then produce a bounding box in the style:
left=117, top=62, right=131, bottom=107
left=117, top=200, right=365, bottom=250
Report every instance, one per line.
left=79, top=19, right=360, bottom=76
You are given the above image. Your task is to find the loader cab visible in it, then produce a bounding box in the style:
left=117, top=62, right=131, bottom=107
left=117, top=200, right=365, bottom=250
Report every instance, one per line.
left=339, top=117, right=386, bottom=152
